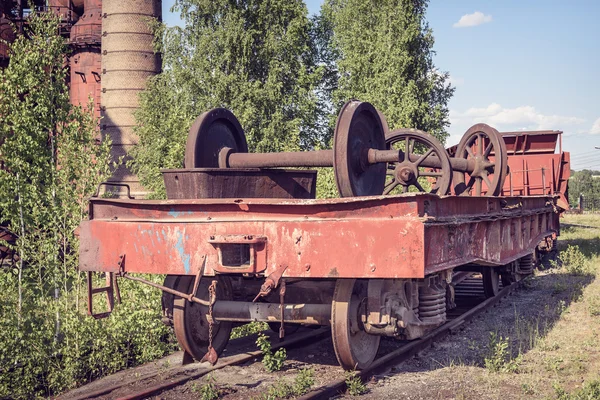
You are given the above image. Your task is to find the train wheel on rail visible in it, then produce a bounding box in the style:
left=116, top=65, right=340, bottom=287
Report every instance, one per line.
left=482, top=267, right=500, bottom=298
left=331, top=279, right=380, bottom=370
left=172, top=275, right=234, bottom=361
left=453, top=123, right=508, bottom=196
left=384, top=129, right=453, bottom=195
left=161, top=275, right=182, bottom=326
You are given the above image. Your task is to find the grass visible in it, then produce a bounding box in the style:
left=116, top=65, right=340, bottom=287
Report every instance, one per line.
left=483, top=214, right=600, bottom=397
left=253, top=368, right=315, bottom=399
left=413, top=214, right=600, bottom=399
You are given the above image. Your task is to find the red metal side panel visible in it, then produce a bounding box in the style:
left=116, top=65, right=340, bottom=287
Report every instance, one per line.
left=80, top=217, right=426, bottom=278
left=79, top=195, right=558, bottom=279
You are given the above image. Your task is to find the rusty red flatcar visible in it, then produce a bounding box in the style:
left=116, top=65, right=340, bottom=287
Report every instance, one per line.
left=80, top=101, right=565, bottom=370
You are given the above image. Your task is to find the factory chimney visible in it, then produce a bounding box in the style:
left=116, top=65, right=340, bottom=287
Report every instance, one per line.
left=101, top=0, right=162, bottom=198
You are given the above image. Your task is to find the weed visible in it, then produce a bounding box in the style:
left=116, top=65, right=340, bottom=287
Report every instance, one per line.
left=552, top=281, right=568, bottom=295
left=484, top=332, right=511, bottom=372
left=256, top=369, right=314, bottom=399
left=191, top=375, right=220, bottom=400
left=554, top=379, right=600, bottom=399
left=521, top=383, right=535, bottom=395
left=559, top=245, right=589, bottom=276
left=544, top=356, right=564, bottom=372
left=231, top=322, right=269, bottom=340
left=587, top=296, right=600, bottom=316
left=345, top=372, right=368, bottom=396
left=557, top=300, right=567, bottom=316
left=256, top=333, right=286, bottom=372
left=292, top=368, right=315, bottom=395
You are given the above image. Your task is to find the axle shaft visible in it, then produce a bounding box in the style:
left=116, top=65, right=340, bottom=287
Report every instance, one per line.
left=222, top=147, right=473, bottom=173
left=212, top=301, right=331, bottom=325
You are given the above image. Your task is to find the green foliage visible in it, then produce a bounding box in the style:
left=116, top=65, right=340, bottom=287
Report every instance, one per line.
left=319, top=0, right=454, bottom=142
left=257, top=368, right=315, bottom=400
left=291, top=368, right=315, bottom=395
left=256, top=333, right=286, bottom=372
left=230, top=321, right=268, bottom=340
left=559, top=245, right=589, bottom=276
left=130, top=0, right=322, bottom=197
left=345, top=372, right=368, bottom=396
left=0, top=14, right=176, bottom=398
left=484, top=332, right=520, bottom=373
left=192, top=374, right=221, bottom=400
left=567, top=169, right=600, bottom=210
left=554, top=380, right=600, bottom=400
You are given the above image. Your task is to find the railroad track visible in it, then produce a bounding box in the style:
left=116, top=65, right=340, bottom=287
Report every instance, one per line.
left=68, top=276, right=519, bottom=400
left=62, top=327, right=330, bottom=400
left=299, top=280, right=520, bottom=400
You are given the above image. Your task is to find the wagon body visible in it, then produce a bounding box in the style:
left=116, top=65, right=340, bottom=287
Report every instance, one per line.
left=79, top=193, right=558, bottom=279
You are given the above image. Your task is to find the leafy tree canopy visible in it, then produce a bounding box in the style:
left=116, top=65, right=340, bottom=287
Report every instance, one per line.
left=321, top=0, right=454, bottom=143
left=130, top=0, right=322, bottom=197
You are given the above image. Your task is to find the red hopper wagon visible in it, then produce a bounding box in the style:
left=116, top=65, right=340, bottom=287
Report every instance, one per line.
left=79, top=101, right=567, bottom=370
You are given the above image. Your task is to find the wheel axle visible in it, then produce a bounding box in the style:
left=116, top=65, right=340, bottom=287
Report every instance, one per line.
left=184, top=101, right=508, bottom=197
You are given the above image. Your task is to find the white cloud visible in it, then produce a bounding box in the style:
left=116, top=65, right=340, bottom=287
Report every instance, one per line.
left=448, top=75, right=464, bottom=87
left=591, top=118, right=600, bottom=134
left=447, top=103, right=587, bottom=146
left=453, top=11, right=493, bottom=28
left=451, top=103, right=585, bottom=131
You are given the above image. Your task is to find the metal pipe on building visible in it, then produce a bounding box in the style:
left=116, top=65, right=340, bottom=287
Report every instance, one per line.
left=68, top=0, right=102, bottom=119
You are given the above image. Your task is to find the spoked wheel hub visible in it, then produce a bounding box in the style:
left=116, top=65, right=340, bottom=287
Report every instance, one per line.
left=384, top=129, right=453, bottom=195
left=331, top=279, right=380, bottom=370
left=453, top=124, right=508, bottom=196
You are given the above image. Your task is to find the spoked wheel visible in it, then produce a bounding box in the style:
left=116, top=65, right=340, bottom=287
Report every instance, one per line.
left=453, top=124, right=508, bottom=196
left=384, top=129, right=453, bottom=195
left=331, top=279, right=380, bottom=370
left=172, top=275, right=233, bottom=361
left=482, top=267, right=500, bottom=298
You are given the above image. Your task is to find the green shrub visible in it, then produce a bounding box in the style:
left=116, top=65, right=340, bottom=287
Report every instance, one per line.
left=559, top=245, right=589, bottom=276
left=0, top=14, right=176, bottom=398
left=256, top=333, right=286, bottom=372
left=345, top=372, right=368, bottom=396
left=230, top=322, right=268, bottom=340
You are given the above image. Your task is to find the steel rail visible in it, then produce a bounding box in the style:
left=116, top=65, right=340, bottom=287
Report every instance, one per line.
left=297, top=280, right=520, bottom=400
left=64, top=328, right=329, bottom=400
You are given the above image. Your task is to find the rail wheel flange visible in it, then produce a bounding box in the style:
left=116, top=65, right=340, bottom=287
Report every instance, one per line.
left=331, top=279, right=380, bottom=370
left=172, top=275, right=233, bottom=362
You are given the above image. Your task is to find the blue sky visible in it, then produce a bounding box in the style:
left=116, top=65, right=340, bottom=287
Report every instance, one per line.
left=162, top=1, right=600, bottom=170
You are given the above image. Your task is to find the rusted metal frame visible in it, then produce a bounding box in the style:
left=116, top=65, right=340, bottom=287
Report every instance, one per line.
left=422, top=204, right=555, bottom=225
left=93, top=182, right=134, bottom=199
left=86, top=271, right=120, bottom=319
left=120, top=273, right=211, bottom=306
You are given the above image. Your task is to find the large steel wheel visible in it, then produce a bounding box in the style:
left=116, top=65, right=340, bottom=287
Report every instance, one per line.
left=331, top=279, right=380, bottom=370
left=453, top=124, right=508, bottom=196
left=482, top=267, right=500, bottom=298
left=172, top=275, right=233, bottom=361
left=384, top=129, right=453, bottom=195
